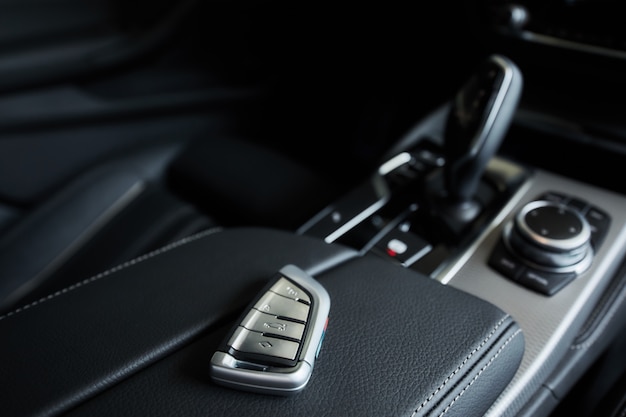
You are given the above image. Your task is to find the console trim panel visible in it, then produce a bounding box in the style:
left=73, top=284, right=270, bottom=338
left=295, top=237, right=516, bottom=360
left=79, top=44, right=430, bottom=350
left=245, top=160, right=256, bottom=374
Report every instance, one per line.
left=441, top=168, right=626, bottom=417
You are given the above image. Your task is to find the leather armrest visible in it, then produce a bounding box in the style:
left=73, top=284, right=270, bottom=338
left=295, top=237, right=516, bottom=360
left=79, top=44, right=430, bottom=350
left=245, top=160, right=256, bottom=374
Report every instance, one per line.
left=0, top=227, right=524, bottom=417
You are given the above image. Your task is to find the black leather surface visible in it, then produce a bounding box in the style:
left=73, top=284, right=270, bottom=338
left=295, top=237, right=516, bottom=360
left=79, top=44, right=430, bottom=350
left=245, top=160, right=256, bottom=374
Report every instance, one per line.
left=22, top=183, right=216, bottom=306
left=168, top=136, right=343, bottom=229
left=56, top=251, right=523, bottom=417
left=0, top=143, right=187, bottom=313
left=0, top=227, right=357, bottom=417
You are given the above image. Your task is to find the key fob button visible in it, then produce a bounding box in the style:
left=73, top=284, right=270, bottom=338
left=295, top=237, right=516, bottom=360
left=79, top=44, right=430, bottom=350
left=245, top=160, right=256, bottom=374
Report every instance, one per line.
left=240, top=309, right=306, bottom=341
left=228, top=327, right=300, bottom=361
left=254, top=292, right=310, bottom=323
left=270, top=277, right=311, bottom=304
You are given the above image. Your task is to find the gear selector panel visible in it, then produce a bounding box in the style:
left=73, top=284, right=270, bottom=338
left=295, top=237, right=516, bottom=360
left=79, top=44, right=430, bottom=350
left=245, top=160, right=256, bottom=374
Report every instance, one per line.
left=210, top=264, right=330, bottom=395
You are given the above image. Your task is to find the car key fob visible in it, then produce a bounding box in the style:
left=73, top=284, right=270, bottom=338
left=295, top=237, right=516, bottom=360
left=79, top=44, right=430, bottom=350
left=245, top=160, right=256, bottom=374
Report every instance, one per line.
left=210, top=264, right=330, bottom=395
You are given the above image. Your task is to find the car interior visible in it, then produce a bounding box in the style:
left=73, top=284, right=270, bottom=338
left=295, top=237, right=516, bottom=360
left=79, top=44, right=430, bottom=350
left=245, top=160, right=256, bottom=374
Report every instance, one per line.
left=2, top=1, right=626, bottom=416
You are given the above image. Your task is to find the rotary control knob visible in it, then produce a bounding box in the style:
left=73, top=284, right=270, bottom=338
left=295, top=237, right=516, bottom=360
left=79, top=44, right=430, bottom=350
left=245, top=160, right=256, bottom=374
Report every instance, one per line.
left=503, top=200, right=594, bottom=273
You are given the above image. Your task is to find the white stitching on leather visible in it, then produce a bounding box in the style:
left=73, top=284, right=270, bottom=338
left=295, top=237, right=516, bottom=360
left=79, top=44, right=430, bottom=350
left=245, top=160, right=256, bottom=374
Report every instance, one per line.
left=0, top=227, right=223, bottom=321
left=438, top=328, right=523, bottom=417
left=410, top=314, right=511, bottom=417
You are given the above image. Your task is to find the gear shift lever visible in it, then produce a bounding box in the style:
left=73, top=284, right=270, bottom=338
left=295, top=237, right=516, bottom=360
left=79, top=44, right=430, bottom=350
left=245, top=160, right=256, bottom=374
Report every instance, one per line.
left=440, top=54, right=523, bottom=223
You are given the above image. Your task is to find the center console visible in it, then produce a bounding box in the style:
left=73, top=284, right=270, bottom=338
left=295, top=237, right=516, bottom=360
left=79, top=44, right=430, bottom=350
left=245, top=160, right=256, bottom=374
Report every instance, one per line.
left=296, top=55, right=626, bottom=416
